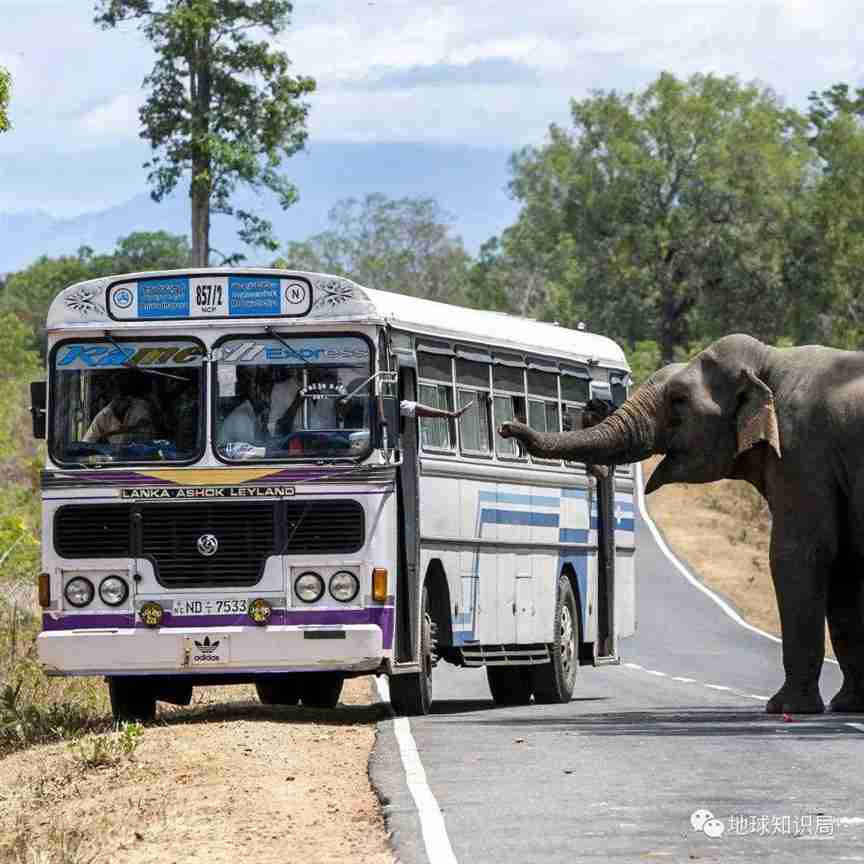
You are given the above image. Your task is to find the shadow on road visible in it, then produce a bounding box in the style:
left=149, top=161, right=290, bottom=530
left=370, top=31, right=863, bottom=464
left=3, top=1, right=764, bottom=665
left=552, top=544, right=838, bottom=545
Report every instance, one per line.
left=430, top=696, right=610, bottom=716
left=158, top=698, right=390, bottom=728
left=431, top=705, right=864, bottom=739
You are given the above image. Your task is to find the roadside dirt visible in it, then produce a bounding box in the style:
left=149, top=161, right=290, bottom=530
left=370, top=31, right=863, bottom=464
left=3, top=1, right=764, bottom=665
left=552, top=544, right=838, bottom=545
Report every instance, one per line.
left=644, top=457, right=834, bottom=656
left=0, top=679, right=394, bottom=864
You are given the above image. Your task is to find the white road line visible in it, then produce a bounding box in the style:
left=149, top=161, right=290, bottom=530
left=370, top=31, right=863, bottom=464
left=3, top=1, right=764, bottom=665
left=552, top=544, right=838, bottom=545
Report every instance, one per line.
left=622, top=660, right=769, bottom=700
left=644, top=669, right=668, bottom=677
left=634, top=464, right=839, bottom=666
left=374, top=676, right=459, bottom=864
left=623, top=662, right=643, bottom=670
left=704, top=684, right=734, bottom=691
left=846, top=723, right=864, bottom=734
left=671, top=676, right=696, bottom=683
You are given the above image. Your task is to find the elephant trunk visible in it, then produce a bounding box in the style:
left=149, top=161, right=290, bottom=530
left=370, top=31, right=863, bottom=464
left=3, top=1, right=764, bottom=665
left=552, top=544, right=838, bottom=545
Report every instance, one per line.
left=504, top=383, right=662, bottom=465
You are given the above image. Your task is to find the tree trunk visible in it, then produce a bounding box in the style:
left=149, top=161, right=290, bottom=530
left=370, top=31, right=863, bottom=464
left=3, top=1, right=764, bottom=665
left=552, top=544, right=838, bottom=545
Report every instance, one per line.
left=658, top=278, right=693, bottom=366
left=189, top=30, right=212, bottom=268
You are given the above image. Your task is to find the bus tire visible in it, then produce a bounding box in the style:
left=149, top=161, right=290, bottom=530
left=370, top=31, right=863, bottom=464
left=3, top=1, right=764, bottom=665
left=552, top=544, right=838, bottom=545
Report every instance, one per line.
left=388, top=586, right=434, bottom=716
left=255, top=675, right=301, bottom=706
left=533, top=574, right=580, bottom=704
left=300, top=673, right=344, bottom=709
left=486, top=666, right=533, bottom=706
left=108, top=677, right=157, bottom=723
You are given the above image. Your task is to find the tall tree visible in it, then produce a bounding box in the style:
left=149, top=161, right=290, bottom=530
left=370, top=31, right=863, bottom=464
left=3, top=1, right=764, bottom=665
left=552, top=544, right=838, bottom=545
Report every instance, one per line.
left=95, top=1, right=315, bottom=266
left=274, top=194, right=473, bottom=304
left=505, top=72, right=813, bottom=362
left=0, top=66, right=10, bottom=133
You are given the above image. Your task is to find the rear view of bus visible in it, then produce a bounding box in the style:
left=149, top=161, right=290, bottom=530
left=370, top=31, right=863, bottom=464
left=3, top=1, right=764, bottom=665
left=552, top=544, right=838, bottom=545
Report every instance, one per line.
left=36, top=270, right=401, bottom=720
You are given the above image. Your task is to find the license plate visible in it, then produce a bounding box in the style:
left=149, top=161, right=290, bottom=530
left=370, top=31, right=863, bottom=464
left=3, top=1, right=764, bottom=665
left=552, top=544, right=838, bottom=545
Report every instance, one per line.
left=172, top=598, right=248, bottom=616
left=185, top=634, right=230, bottom=667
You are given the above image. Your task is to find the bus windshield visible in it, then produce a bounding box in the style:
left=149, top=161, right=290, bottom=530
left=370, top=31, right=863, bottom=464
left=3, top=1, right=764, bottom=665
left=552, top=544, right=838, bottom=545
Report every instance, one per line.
left=213, top=335, right=372, bottom=461
left=51, top=339, right=205, bottom=465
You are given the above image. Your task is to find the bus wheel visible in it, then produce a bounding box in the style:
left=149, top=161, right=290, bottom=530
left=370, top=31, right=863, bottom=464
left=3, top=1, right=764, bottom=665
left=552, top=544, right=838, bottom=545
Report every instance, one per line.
left=388, top=586, right=434, bottom=716
left=108, top=677, right=157, bottom=723
left=300, top=673, right=344, bottom=709
left=533, top=575, right=580, bottom=704
left=486, top=666, right=533, bottom=706
left=255, top=675, right=301, bottom=706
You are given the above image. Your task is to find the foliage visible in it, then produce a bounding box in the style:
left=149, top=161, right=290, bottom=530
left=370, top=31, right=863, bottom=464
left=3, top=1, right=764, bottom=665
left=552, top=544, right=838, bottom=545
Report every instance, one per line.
left=503, top=72, right=814, bottom=362
left=0, top=66, right=10, bottom=133
left=67, top=721, right=143, bottom=769
left=274, top=194, right=473, bottom=303
left=95, top=0, right=316, bottom=265
left=0, top=232, right=190, bottom=353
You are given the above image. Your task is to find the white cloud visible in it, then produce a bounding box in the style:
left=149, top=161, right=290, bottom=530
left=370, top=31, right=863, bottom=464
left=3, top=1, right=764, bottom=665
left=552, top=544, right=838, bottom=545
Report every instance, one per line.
left=80, top=91, right=141, bottom=138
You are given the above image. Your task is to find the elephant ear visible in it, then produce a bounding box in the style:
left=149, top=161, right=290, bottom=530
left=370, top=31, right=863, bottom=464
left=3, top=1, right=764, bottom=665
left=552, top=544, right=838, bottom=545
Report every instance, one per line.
left=736, top=369, right=781, bottom=459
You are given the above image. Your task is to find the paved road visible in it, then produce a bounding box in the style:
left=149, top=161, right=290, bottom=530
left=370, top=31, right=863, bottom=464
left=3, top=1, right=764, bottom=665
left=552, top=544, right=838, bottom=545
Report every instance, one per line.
left=372, top=494, right=864, bottom=863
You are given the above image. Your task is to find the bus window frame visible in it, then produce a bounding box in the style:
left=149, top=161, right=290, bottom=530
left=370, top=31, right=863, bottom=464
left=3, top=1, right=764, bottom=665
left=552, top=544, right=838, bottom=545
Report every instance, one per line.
left=454, top=352, right=493, bottom=459
left=47, top=334, right=208, bottom=470
left=526, top=359, right=562, bottom=466
left=491, top=353, right=528, bottom=462
left=210, top=330, right=376, bottom=466
left=416, top=343, right=457, bottom=455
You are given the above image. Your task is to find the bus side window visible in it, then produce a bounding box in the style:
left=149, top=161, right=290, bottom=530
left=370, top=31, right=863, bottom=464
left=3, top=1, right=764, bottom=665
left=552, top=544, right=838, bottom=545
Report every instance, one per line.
left=492, top=355, right=526, bottom=460
left=455, top=356, right=492, bottom=455
left=417, top=349, right=455, bottom=451
left=526, top=367, right=560, bottom=464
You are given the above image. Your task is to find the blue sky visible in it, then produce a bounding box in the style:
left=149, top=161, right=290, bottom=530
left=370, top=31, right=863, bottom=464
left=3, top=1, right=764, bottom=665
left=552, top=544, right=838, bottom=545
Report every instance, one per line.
left=1, top=0, right=862, bottom=221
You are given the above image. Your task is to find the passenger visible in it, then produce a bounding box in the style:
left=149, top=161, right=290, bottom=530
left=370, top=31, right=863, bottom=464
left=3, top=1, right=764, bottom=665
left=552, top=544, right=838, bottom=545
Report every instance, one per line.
left=219, top=365, right=260, bottom=444
left=267, top=367, right=302, bottom=436
left=83, top=372, right=157, bottom=444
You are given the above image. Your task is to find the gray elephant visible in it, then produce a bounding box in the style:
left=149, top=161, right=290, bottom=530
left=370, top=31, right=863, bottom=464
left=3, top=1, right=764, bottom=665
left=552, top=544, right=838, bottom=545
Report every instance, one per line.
left=500, top=333, right=864, bottom=715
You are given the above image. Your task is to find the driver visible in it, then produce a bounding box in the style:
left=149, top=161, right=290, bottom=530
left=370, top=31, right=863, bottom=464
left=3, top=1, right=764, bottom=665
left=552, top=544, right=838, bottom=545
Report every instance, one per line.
left=83, top=372, right=157, bottom=444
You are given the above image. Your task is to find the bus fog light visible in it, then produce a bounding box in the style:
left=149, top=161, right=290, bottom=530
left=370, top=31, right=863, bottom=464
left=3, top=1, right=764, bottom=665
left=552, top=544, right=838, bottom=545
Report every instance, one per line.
left=329, top=571, right=359, bottom=603
left=139, top=602, right=164, bottom=627
left=372, top=568, right=388, bottom=602
left=38, top=573, right=51, bottom=608
left=249, top=598, right=272, bottom=624
left=64, top=577, right=94, bottom=608
left=99, top=576, right=129, bottom=606
left=295, top=572, right=324, bottom=603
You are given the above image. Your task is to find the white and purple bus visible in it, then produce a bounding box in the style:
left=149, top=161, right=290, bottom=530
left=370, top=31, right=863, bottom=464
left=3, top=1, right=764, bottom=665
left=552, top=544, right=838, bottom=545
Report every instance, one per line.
left=32, top=268, right=635, bottom=718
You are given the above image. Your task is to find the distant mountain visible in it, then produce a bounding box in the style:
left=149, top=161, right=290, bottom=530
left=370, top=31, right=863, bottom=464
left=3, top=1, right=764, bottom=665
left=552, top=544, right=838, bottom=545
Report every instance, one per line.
left=0, top=141, right=521, bottom=272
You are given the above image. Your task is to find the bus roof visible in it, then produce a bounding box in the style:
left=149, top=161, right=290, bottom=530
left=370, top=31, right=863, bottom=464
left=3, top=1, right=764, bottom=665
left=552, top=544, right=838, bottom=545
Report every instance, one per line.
left=47, top=268, right=628, bottom=369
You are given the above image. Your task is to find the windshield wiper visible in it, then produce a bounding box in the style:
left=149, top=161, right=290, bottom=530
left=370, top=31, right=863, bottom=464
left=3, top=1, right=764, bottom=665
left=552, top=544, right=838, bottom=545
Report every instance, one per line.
left=264, top=326, right=311, bottom=370
left=104, top=331, right=187, bottom=382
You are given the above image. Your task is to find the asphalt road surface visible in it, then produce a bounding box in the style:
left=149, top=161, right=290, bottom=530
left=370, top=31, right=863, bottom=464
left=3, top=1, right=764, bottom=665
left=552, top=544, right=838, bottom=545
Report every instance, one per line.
left=372, top=492, right=863, bottom=864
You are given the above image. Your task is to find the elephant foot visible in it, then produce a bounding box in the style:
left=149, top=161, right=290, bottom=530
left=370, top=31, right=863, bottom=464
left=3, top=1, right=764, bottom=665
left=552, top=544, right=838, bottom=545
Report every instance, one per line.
left=829, top=683, right=864, bottom=714
left=765, top=686, right=824, bottom=715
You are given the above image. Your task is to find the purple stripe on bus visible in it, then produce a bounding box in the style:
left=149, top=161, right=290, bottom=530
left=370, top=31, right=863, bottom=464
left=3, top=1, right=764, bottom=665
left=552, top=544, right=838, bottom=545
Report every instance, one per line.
left=41, top=606, right=395, bottom=648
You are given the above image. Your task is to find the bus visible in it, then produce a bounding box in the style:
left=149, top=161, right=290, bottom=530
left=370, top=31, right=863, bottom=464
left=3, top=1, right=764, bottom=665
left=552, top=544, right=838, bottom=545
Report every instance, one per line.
left=32, top=268, right=636, bottom=719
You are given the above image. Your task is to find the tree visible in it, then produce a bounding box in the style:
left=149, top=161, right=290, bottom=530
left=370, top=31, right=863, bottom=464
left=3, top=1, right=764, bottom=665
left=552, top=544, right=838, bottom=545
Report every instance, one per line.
left=1, top=232, right=190, bottom=352
left=504, top=72, right=813, bottom=363
left=0, top=66, right=10, bottom=133
left=274, top=194, right=473, bottom=304
left=95, top=1, right=315, bottom=266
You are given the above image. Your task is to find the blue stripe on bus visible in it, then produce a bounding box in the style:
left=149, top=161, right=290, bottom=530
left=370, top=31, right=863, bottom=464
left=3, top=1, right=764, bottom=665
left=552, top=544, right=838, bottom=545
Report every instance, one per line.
left=561, top=488, right=588, bottom=499
left=480, top=509, right=559, bottom=528
left=478, top=491, right=560, bottom=508
left=559, top=528, right=589, bottom=543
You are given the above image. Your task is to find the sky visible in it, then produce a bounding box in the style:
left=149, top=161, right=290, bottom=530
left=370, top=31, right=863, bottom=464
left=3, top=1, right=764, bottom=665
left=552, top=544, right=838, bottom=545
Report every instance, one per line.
left=0, top=0, right=862, bottom=220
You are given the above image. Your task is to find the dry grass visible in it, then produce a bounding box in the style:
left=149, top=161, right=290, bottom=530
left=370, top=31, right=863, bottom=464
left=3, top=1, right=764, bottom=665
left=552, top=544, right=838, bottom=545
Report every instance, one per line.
left=643, top=457, right=834, bottom=657
left=0, top=679, right=393, bottom=864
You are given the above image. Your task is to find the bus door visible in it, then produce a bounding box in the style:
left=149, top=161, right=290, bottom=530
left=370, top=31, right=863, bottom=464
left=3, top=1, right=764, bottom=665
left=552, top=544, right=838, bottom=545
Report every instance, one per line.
left=394, top=365, right=421, bottom=663
left=594, top=469, right=616, bottom=661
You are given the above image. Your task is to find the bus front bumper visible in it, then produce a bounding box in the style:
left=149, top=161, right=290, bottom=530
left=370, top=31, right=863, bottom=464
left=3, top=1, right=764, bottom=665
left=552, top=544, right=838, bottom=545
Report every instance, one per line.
left=37, top=624, right=386, bottom=677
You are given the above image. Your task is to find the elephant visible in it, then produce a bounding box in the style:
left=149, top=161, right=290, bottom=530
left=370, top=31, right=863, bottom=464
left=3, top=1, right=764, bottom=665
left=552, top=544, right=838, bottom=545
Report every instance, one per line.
left=499, top=333, right=864, bottom=715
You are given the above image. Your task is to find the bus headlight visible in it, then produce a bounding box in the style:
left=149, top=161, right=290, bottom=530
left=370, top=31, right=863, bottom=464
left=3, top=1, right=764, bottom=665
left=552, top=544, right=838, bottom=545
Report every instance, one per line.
left=99, top=575, right=129, bottom=607
left=295, top=572, right=324, bottom=603
left=329, top=571, right=359, bottom=603
left=64, top=577, right=94, bottom=608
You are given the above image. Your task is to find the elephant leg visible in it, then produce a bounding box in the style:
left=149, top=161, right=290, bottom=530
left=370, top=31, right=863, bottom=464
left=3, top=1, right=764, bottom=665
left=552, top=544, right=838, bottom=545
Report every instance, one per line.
left=827, top=554, right=864, bottom=713
left=765, top=521, right=830, bottom=715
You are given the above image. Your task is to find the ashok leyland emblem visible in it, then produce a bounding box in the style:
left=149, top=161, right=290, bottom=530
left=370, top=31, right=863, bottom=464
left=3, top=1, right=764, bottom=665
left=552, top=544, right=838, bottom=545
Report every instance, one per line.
left=197, top=534, right=219, bottom=557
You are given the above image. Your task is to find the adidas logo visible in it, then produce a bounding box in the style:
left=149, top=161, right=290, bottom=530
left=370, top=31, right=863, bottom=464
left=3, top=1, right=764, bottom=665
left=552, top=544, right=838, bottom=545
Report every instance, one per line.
left=194, top=636, right=221, bottom=654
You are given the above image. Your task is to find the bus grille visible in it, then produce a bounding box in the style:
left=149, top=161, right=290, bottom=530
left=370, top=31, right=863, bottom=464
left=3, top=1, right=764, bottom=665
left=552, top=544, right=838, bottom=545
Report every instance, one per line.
left=283, top=500, right=364, bottom=554
left=55, top=504, right=132, bottom=558
left=54, top=500, right=365, bottom=588
left=140, top=502, right=276, bottom=588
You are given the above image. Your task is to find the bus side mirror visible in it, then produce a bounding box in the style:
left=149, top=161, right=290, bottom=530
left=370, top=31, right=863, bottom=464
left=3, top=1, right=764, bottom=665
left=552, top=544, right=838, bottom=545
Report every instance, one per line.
left=30, top=381, right=46, bottom=439
left=374, top=396, right=401, bottom=449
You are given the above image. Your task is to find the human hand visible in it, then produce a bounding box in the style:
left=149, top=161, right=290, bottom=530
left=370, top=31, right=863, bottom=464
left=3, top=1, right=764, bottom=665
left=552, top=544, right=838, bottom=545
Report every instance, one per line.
left=455, top=400, right=474, bottom=418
